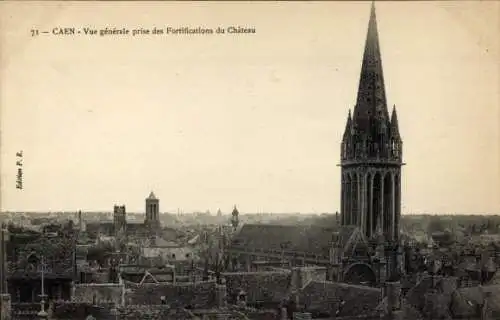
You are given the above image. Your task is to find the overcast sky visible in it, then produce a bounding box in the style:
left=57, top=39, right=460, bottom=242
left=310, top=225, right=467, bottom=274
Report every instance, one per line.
left=1, top=1, right=499, bottom=214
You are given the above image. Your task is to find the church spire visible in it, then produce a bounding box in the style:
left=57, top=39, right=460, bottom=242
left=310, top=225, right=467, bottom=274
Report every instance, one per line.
left=353, top=2, right=389, bottom=133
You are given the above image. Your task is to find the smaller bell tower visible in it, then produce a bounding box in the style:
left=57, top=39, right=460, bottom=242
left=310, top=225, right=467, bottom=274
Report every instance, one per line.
left=145, top=191, right=160, bottom=232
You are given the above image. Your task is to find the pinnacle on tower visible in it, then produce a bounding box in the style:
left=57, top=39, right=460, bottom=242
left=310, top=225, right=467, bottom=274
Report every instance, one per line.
left=342, top=109, right=352, bottom=139
left=390, top=105, right=400, bottom=138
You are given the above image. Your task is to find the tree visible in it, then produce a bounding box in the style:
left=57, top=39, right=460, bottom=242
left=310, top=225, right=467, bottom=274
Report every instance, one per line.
left=427, top=217, right=446, bottom=234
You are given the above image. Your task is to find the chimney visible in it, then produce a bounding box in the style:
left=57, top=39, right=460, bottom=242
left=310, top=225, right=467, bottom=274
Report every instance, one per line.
left=280, top=307, right=288, bottom=320
left=290, top=267, right=301, bottom=292
left=386, top=281, right=401, bottom=316
left=216, top=277, right=227, bottom=308
left=481, top=290, right=492, bottom=320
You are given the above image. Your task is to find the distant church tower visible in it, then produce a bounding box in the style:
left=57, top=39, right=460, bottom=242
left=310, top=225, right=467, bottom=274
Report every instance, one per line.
left=231, top=205, right=239, bottom=231
left=340, top=3, right=403, bottom=243
left=145, top=191, right=160, bottom=230
left=113, top=205, right=126, bottom=236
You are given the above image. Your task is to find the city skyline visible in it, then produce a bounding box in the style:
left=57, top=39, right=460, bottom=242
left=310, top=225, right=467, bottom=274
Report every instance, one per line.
left=1, top=1, right=499, bottom=214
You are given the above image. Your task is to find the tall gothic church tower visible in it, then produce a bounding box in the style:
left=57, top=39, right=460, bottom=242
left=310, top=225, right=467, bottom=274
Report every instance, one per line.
left=340, top=3, right=403, bottom=243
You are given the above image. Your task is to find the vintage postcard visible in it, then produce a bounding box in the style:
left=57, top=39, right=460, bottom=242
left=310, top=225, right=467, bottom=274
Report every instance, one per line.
left=0, top=1, right=499, bottom=319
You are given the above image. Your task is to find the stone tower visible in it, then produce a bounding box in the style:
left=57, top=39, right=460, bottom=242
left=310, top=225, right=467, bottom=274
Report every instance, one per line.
left=231, top=205, right=239, bottom=231
left=145, top=191, right=160, bottom=229
left=113, top=205, right=126, bottom=236
left=340, top=3, right=403, bottom=242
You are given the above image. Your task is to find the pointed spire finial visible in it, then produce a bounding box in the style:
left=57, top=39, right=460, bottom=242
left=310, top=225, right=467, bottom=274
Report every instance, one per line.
left=352, top=0, right=389, bottom=133
left=390, top=105, right=400, bottom=136
left=370, top=1, right=377, bottom=26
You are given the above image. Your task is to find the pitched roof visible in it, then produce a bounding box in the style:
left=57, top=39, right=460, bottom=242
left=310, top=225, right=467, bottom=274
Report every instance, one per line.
left=147, top=191, right=157, bottom=200
left=489, top=271, right=500, bottom=285
left=124, top=280, right=217, bottom=308
left=405, top=275, right=458, bottom=318
left=461, top=284, right=500, bottom=308
left=230, top=224, right=356, bottom=257
left=222, top=271, right=291, bottom=305
left=375, top=298, right=424, bottom=320
left=298, top=280, right=381, bottom=317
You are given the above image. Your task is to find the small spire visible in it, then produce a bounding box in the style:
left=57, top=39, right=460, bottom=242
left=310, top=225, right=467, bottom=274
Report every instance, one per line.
left=391, top=104, right=400, bottom=137
left=342, top=110, right=353, bottom=140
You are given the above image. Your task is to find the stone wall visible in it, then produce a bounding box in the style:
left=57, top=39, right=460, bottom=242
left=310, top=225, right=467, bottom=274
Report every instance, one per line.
left=90, top=271, right=110, bottom=283
left=11, top=302, right=49, bottom=320
left=291, top=267, right=327, bottom=291
left=72, top=283, right=123, bottom=305
left=51, top=302, right=113, bottom=320
left=245, top=310, right=279, bottom=320
left=115, top=305, right=173, bottom=320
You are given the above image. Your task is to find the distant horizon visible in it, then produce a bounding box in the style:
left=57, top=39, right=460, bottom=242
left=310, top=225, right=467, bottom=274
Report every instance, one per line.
left=1, top=210, right=498, bottom=216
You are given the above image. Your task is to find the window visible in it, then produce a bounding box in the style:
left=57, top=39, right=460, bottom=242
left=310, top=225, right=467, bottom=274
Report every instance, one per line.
left=185, top=253, right=190, bottom=259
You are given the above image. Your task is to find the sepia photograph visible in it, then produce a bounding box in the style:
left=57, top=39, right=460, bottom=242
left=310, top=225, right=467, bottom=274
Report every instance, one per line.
left=0, top=1, right=499, bottom=319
